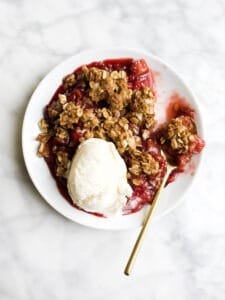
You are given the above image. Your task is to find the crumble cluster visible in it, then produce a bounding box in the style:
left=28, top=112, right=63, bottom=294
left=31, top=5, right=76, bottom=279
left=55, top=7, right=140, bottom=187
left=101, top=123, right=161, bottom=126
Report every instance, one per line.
left=160, top=115, right=197, bottom=154
left=37, top=66, right=159, bottom=184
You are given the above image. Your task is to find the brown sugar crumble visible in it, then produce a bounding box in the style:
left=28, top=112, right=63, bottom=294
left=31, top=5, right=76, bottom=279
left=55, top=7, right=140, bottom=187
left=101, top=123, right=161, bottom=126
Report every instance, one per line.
left=37, top=65, right=159, bottom=181
left=36, top=58, right=205, bottom=215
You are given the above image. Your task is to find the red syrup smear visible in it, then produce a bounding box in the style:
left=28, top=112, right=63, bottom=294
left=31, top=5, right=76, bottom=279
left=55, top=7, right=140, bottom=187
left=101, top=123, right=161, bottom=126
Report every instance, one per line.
left=166, top=92, right=195, bottom=120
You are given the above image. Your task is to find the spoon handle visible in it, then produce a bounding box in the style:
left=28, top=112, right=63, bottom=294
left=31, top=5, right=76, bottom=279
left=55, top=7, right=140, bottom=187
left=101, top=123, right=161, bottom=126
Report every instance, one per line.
left=124, top=164, right=175, bottom=276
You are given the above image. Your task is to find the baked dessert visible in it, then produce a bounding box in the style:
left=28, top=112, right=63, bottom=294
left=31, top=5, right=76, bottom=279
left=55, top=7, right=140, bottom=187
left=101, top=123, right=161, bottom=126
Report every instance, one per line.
left=36, top=58, right=205, bottom=216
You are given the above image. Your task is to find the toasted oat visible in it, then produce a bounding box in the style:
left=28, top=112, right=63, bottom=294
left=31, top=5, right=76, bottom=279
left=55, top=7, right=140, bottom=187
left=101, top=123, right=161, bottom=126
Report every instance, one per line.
left=132, top=177, right=142, bottom=186
left=55, top=127, right=69, bottom=144
left=58, top=94, right=67, bottom=105
left=63, top=73, right=76, bottom=87
left=127, top=149, right=159, bottom=177
left=161, top=116, right=196, bottom=154
left=37, top=142, right=50, bottom=158
left=36, top=133, right=51, bottom=144
left=38, top=119, right=49, bottom=133
left=59, top=102, right=83, bottom=128
left=56, top=151, right=70, bottom=176
left=47, top=101, right=62, bottom=119
left=141, top=152, right=159, bottom=175
left=36, top=133, right=51, bottom=157
left=37, top=64, right=158, bottom=183
left=131, top=87, right=155, bottom=114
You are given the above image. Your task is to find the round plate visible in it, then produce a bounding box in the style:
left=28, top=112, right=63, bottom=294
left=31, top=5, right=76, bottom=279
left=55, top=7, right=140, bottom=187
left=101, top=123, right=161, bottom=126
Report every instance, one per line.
left=22, top=48, right=204, bottom=230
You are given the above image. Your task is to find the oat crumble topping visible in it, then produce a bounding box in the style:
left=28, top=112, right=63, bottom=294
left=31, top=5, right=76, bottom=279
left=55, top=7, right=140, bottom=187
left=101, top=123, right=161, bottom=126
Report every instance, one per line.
left=37, top=65, right=158, bottom=179
left=36, top=58, right=204, bottom=215
left=160, top=115, right=196, bottom=154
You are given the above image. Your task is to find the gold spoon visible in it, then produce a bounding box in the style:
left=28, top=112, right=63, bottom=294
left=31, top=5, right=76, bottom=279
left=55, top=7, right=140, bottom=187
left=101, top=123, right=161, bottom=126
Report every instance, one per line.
left=124, top=156, right=176, bottom=276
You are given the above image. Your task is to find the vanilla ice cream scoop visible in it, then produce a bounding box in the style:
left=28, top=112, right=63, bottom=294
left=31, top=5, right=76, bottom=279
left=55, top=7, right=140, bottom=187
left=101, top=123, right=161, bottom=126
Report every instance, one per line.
left=67, top=138, right=132, bottom=217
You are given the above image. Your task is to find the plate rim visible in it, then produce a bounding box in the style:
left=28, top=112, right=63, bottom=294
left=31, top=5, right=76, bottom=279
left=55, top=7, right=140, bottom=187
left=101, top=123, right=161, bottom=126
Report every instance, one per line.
left=22, top=47, right=205, bottom=230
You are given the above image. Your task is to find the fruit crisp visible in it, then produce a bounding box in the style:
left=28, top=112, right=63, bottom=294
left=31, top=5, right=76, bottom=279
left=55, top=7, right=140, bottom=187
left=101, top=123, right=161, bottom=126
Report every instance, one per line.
left=36, top=58, right=205, bottom=215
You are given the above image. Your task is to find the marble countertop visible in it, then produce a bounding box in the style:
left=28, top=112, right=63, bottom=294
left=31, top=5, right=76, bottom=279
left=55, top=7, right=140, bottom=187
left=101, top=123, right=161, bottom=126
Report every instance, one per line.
left=0, top=0, right=225, bottom=299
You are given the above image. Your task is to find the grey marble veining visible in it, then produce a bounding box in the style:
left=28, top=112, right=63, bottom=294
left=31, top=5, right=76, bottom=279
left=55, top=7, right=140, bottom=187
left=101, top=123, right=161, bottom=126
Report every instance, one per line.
left=0, top=0, right=225, bottom=299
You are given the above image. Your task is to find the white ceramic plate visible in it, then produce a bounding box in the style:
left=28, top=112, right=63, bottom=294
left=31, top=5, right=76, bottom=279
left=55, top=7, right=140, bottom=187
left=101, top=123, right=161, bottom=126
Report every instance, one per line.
left=22, top=48, right=204, bottom=230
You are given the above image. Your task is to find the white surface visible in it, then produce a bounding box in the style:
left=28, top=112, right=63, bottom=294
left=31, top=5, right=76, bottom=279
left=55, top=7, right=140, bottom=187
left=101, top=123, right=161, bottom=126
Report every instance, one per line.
left=0, top=0, right=225, bottom=299
left=22, top=48, right=204, bottom=229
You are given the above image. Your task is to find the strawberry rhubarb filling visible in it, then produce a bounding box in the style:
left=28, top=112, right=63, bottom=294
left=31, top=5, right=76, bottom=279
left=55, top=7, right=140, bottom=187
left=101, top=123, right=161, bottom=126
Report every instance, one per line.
left=36, top=58, right=204, bottom=216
